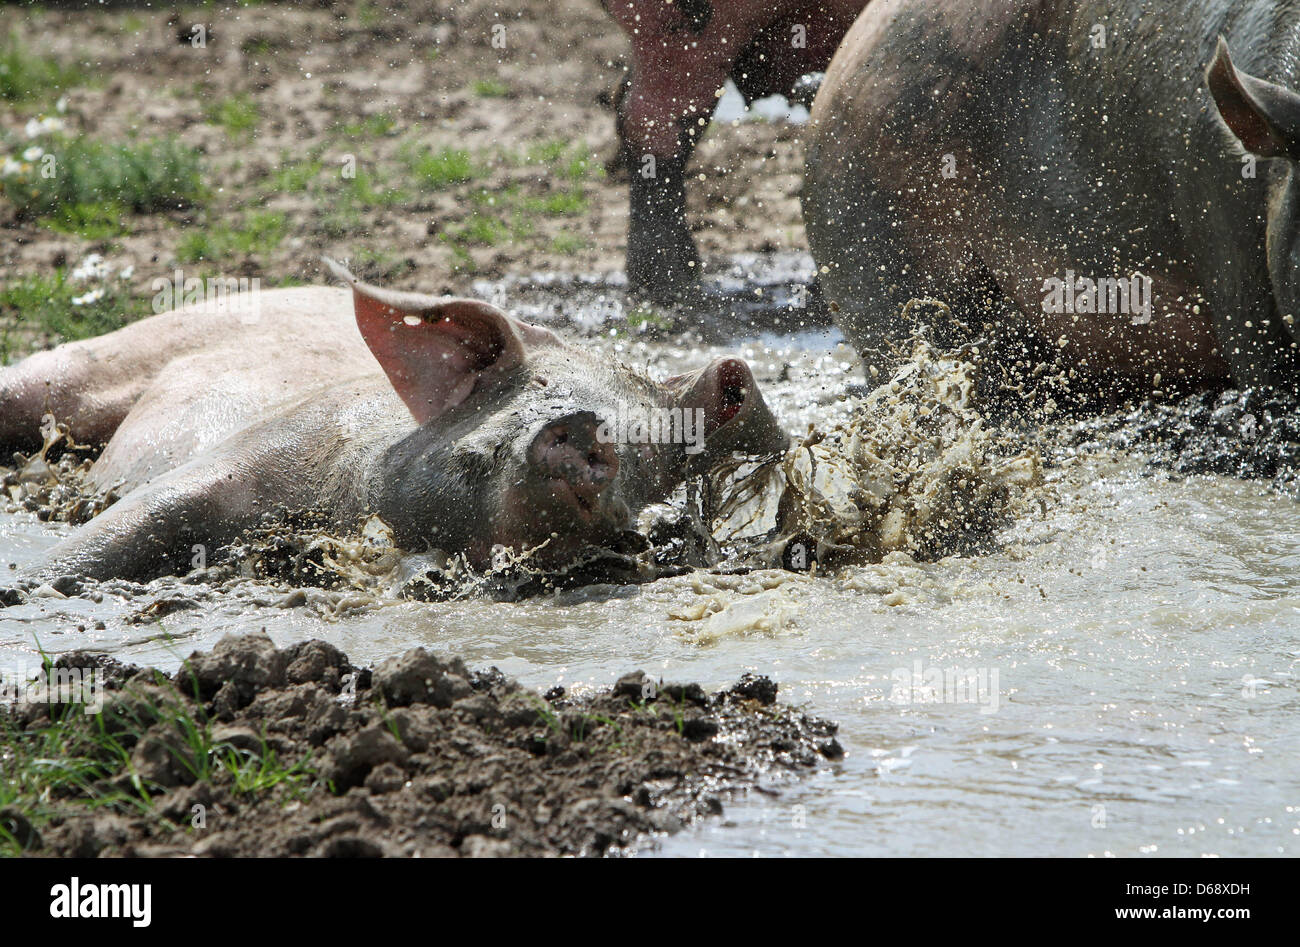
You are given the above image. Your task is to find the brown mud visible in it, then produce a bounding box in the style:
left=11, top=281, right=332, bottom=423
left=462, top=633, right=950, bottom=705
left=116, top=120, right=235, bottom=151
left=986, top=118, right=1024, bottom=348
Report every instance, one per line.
left=2, top=632, right=842, bottom=857
left=1056, top=388, right=1300, bottom=497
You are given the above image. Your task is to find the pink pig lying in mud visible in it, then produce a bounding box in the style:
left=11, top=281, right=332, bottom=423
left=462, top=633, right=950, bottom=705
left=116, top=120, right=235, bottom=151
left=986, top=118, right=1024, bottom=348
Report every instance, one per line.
left=0, top=261, right=787, bottom=583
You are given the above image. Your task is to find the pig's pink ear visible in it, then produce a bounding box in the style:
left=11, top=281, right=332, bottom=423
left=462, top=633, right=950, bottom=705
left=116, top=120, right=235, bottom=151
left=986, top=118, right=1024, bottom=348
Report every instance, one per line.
left=1206, top=37, right=1300, bottom=159
left=324, top=258, right=560, bottom=424
left=666, top=357, right=788, bottom=465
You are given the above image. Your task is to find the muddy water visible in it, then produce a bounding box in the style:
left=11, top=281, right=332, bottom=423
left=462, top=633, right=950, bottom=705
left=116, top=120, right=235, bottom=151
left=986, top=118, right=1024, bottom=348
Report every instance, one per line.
left=3, top=257, right=1299, bottom=857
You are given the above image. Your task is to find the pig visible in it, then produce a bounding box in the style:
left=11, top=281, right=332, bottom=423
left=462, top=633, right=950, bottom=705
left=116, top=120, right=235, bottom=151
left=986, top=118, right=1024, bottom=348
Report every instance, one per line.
left=803, top=0, right=1300, bottom=394
left=605, top=0, right=868, bottom=303
left=0, top=260, right=787, bottom=583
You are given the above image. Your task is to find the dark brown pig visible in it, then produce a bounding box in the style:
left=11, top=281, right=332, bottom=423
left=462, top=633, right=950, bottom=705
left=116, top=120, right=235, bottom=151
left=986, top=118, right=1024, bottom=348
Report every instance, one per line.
left=606, top=0, right=868, bottom=303
left=804, top=0, right=1300, bottom=395
left=0, top=261, right=786, bottom=582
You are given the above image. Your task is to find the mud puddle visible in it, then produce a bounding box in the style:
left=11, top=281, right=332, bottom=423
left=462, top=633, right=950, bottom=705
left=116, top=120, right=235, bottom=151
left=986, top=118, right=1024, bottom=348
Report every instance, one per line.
left=4, top=257, right=1300, bottom=856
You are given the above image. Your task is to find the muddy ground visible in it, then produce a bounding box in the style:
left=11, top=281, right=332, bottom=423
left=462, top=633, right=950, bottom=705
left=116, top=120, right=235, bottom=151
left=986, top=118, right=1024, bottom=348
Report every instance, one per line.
left=3, top=0, right=1299, bottom=863
left=1055, top=387, right=1300, bottom=497
left=2, top=632, right=842, bottom=857
left=0, top=0, right=808, bottom=352
left=0, top=1, right=843, bottom=861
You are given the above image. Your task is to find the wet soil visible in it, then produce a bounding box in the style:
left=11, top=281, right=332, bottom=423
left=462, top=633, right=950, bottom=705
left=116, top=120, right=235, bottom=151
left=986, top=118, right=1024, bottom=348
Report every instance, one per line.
left=3, top=632, right=842, bottom=857
left=0, top=0, right=810, bottom=346
left=1054, top=388, right=1300, bottom=496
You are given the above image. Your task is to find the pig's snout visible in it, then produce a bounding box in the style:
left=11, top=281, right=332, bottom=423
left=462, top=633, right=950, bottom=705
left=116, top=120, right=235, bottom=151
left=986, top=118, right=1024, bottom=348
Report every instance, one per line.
left=528, top=412, right=620, bottom=519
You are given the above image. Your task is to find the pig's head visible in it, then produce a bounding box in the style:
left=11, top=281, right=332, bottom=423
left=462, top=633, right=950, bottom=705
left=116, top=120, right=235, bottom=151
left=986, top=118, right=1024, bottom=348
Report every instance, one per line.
left=1207, top=38, right=1300, bottom=353
left=324, top=259, right=788, bottom=567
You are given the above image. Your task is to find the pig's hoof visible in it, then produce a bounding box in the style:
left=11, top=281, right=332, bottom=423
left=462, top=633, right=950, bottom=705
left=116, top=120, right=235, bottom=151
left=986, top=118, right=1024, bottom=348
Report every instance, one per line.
left=628, top=264, right=703, bottom=308
left=626, top=230, right=702, bottom=307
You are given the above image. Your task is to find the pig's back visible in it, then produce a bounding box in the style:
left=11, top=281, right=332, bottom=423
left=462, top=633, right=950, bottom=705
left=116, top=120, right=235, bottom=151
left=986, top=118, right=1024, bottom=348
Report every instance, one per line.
left=86, top=287, right=388, bottom=492
left=106, top=286, right=370, bottom=361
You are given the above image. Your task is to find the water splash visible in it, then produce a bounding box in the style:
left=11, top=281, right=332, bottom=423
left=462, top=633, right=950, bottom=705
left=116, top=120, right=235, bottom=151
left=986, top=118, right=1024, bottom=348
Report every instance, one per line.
left=711, top=318, right=1045, bottom=572
left=1, top=413, right=116, bottom=524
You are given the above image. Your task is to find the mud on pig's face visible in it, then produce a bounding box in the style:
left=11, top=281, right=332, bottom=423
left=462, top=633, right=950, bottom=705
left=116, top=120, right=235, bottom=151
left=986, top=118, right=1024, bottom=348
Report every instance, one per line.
left=328, top=260, right=789, bottom=565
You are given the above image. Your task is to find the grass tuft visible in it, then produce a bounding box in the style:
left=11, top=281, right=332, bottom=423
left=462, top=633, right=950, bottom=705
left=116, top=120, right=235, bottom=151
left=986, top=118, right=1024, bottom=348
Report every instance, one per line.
left=0, top=267, right=146, bottom=360
left=0, top=32, right=83, bottom=104
left=204, top=93, right=260, bottom=139
left=1, top=135, right=205, bottom=224
left=406, top=145, right=477, bottom=190
left=175, top=211, right=287, bottom=263
left=0, top=661, right=316, bottom=856
left=471, top=78, right=509, bottom=98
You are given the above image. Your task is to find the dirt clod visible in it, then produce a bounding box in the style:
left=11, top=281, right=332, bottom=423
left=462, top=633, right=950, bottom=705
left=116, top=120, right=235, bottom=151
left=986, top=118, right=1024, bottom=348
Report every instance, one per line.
left=727, top=672, right=779, bottom=706
left=372, top=647, right=473, bottom=708
left=5, top=633, right=840, bottom=857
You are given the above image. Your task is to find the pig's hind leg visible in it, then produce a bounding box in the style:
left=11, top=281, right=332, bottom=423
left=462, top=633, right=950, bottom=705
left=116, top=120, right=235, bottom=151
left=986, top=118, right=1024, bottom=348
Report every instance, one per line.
left=613, top=11, right=744, bottom=301
left=0, top=336, right=163, bottom=455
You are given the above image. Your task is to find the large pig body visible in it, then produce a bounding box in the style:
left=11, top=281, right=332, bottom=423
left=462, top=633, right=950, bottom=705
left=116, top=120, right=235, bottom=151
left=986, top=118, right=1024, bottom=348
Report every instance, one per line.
left=0, top=263, right=785, bottom=582
left=804, top=0, right=1300, bottom=393
left=606, top=0, right=867, bottom=302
